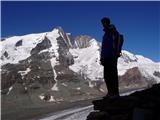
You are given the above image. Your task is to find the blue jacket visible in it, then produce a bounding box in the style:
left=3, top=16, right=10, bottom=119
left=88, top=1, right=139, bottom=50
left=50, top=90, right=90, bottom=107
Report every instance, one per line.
left=101, top=25, right=119, bottom=60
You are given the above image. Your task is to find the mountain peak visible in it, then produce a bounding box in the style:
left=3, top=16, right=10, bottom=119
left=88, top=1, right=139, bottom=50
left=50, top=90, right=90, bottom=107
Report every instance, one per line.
left=51, top=27, right=94, bottom=49
left=54, top=26, right=63, bottom=32
left=52, top=26, right=67, bottom=35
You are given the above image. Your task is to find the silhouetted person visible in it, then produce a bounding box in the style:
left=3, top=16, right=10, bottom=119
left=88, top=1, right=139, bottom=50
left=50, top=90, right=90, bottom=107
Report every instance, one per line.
left=100, top=17, right=123, bottom=98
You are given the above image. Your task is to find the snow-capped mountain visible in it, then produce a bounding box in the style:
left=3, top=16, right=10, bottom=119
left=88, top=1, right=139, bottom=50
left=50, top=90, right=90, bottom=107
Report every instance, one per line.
left=1, top=27, right=160, bottom=103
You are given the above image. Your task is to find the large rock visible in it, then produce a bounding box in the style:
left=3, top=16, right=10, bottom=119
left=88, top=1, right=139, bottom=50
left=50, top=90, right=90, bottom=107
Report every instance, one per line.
left=87, top=83, right=160, bottom=120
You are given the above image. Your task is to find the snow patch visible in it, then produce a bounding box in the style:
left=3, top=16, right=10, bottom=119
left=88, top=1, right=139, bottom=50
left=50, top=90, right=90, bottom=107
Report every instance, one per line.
left=99, top=88, right=105, bottom=93
left=37, top=76, right=40, bottom=78
left=88, top=81, right=94, bottom=88
left=48, top=96, right=56, bottom=102
left=18, top=68, right=31, bottom=79
left=76, top=87, right=81, bottom=90
left=39, top=95, right=45, bottom=100
left=38, top=49, right=49, bottom=54
left=50, top=57, right=59, bottom=91
left=7, top=86, right=13, bottom=95
left=62, top=83, right=67, bottom=87
left=24, top=86, right=27, bottom=91
left=51, top=82, right=59, bottom=91
left=28, top=59, right=32, bottom=63
left=58, top=71, right=64, bottom=75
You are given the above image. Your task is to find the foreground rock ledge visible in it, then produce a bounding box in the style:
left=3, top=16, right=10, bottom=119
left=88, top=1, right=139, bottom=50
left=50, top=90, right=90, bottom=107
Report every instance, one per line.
left=87, top=83, right=160, bottom=120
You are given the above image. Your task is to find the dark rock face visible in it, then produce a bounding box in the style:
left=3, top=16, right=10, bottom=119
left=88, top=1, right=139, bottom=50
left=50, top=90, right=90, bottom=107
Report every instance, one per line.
left=30, top=36, right=52, bottom=55
left=1, top=38, right=6, bottom=41
left=1, top=52, right=56, bottom=94
left=1, top=51, right=9, bottom=60
left=56, top=35, right=74, bottom=66
left=1, top=67, right=22, bottom=92
left=74, top=35, right=92, bottom=48
left=57, top=27, right=75, bottom=48
left=119, top=67, right=156, bottom=90
left=153, top=71, right=160, bottom=78
left=57, top=27, right=93, bottom=49
left=87, top=83, right=160, bottom=120
left=15, top=40, right=23, bottom=47
left=3, top=51, right=9, bottom=58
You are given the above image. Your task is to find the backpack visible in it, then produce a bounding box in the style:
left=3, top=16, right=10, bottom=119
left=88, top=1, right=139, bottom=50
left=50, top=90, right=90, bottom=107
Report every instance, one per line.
left=109, top=24, right=124, bottom=57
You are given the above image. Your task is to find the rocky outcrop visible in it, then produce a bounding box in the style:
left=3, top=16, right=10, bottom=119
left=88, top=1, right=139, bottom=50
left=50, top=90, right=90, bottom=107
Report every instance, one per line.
left=74, top=35, right=92, bottom=48
left=119, top=67, right=156, bottom=90
left=15, top=40, right=23, bottom=47
left=87, top=83, right=160, bottom=120
left=2, top=51, right=9, bottom=59
left=30, top=36, right=52, bottom=55
left=153, top=71, right=160, bottom=78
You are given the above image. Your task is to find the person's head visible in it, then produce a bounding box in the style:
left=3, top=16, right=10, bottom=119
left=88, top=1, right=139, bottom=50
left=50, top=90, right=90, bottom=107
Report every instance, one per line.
left=101, top=17, right=110, bottom=29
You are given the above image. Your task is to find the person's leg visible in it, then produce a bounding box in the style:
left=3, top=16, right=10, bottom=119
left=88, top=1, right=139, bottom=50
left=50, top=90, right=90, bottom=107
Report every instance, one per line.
left=110, top=58, right=119, bottom=96
left=103, top=60, right=113, bottom=96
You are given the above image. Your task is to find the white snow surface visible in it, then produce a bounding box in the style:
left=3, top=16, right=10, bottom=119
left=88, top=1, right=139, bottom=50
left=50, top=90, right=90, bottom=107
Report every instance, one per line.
left=0, top=28, right=60, bottom=66
left=1, top=32, right=46, bottom=65
left=48, top=96, right=56, bottom=102
left=50, top=57, right=59, bottom=91
left=7, top=86, right=13, bottom=95
left=18, top=67, right=31, bottom=79
left=69, top=39, right=103, bottom=81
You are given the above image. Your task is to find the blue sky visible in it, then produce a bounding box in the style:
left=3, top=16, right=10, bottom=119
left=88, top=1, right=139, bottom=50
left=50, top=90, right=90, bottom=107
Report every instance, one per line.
left=1, top=1, right=160, bottom=62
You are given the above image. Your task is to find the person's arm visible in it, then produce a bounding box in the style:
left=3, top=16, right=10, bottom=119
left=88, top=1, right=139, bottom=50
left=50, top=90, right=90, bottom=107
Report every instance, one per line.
left=100, top=33, right=107, bottom=65
left=100, top=39, right=105, bottom=65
